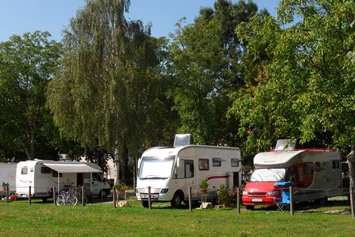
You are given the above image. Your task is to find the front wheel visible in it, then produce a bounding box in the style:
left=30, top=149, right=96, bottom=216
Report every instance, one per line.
left=142, top=200, right=150, bottom=208
left=99, top=190, right=107, bottom=198
left=171, top=192, right=184, bottom=208
left=315, top=197, right=328, bottom=206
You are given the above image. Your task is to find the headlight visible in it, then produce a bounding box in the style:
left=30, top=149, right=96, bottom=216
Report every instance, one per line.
left=160, top=188, right=169, bottom=194
left=267, top=191, right=279, bottom=196
left=242, top=191, right=248, bottom=196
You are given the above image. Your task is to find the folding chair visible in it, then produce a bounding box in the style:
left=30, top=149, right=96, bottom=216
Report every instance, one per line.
left=274, top=190, right=291, bottom=211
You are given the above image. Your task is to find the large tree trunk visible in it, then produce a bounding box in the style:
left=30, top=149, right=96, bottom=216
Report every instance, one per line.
left=121, top=140, right=129, bottom=184
left=347, top=145, right=355, bottom=218
left=114, top=148, right=119, bottom=185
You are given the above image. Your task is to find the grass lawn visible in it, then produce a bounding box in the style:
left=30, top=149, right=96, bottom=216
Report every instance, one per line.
left=0, top=196, right=354, bottom=237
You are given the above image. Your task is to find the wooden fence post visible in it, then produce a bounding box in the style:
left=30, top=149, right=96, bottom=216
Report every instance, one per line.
left=82, top=186, right=85, bottom=207
left=113, top=187, right=116, bottom=208
left=6, top=184, right=9, bottom=203
left=289, top=186, right=294, bottom=216
left=350, top=185, right=355, bottom=218
left=28, top=186, right=32, bottom=205
left=148, top=186, right=151, bottom=209
left=236, top=187, right=240, bottom=214
left=53, top=187, right=56, bottom=206
left=188, top=186, right=192, bottom=212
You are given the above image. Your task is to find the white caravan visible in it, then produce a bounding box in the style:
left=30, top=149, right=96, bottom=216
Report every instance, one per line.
left=0, top=163, right=17, bottom=195
left=136, top=135, right=242, bottom=208
left=16, top=159, right=111, bottom=200
left=242, top=139, right=343, bottom=210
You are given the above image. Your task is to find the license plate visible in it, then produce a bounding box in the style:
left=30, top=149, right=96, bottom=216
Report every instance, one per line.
left=252, top=198, right=262, bottom=202
left=141, top=194, right=158, bottom=199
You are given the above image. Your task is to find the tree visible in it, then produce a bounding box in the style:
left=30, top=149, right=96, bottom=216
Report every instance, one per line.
left=169, top=0, right=261, bottom=146
left=47, top=0, right=173, bottom=185
left=0, top=31, right=63, bottom=160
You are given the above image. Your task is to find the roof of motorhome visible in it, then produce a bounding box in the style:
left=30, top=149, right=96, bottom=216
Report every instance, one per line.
left=254, top=149, right=340, bottom=168
left=141, top=145, right=240, bottom=157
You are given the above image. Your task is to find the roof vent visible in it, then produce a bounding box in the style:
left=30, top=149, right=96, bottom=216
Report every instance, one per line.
left=275, top=139, right=296, bottom=151
left=174, top=134, right=191, bottom=147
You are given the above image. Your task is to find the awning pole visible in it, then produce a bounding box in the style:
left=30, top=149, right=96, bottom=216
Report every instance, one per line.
left=58, top=174, right=60, bottom=196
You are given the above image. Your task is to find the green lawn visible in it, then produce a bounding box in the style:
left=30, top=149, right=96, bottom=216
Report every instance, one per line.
left=0, top=197, right=354, bottom=237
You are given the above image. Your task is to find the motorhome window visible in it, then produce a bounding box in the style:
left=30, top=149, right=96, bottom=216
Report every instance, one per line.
left=139, top=155, right=175, bottom=179
left=304, top=163, right=314, bottom=175
left=212, top=158, right=221, bottom=167
left=231, top=158, right=239, bottom=167
left=21, top=167, right=28, bottom=175
left=41, top=167, right=51, bottom=174
left=250, top=168, right=286, bottom=182
left=332, top=161, right=340, bottom=169
left=93, top=173, right=101, bottom=182
left=199, top=159, right=209, bottom=171
left=52, top=170, right=63, bottom=178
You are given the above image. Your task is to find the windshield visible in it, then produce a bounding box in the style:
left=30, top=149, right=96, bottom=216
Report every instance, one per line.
left=138, top=155, right=175, bottom=179
left=250, top=168, right=286, bottom=182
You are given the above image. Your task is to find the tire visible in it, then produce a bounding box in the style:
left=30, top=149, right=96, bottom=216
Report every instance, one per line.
left=56, top=195, right=65, bottom=206
left=99, top=190, right=107, bottom=198
left=245, top=205, right=255, bottom=210
left=66, top=196, right=78, bottom=206
left=315, top=197, right=327, bottom=206
left=171, top=192, right=184, bottom=208
left=142, top=200, right=150, bottom=208
left=78, top=196, right=88, bottom=205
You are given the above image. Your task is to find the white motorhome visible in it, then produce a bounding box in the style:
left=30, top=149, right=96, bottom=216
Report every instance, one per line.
left=0, top=163, right=17, bottom=195
left=242, top=139, right=343, bottom=210
left=136, top=135, right=242, bottom=208
left=16, top=159, right=111, bottom=200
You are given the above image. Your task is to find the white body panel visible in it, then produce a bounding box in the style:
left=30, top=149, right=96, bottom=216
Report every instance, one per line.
left=136, top=145, right=241, bottom=205
left=0, top=163, right=17, bottom=195
left=15, top=160, right=111, bottom=198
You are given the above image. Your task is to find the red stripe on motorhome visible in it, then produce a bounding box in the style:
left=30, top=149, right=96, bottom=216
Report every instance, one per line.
left=206, top=175, right=228, bottom=181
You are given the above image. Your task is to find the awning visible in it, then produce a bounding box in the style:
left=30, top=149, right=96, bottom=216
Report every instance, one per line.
left=43, top=163, right=102, bottom=173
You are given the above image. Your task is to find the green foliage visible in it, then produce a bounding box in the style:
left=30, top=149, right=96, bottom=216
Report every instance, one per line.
left=199, top=179, right=209, bottom=190
left=217, top=184, right=232, bottom=206
left=0, top=31, right=63, bottom=160
left=114, top=182, right=129, bottom=190
left=47, top=0, right=175, bottom=183
left=230, top=0, right=355, bottom=151
left=169, top=0, right=261, bottom=146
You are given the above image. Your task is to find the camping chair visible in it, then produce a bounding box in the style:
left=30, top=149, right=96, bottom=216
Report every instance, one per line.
left=274, top=190, right=291, bottom=211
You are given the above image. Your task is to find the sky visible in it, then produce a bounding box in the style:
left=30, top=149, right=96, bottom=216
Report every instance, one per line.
left=0, top=0, right=281, bottom=43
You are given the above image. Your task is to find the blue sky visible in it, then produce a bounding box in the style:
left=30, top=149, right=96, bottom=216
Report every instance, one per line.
left=0, top=0, right=280, bottom=43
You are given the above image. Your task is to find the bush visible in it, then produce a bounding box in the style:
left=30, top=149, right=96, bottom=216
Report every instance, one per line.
left=217, top=184, right=232, bottom=206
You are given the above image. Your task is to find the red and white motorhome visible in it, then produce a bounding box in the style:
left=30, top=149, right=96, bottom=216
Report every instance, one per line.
left=242, top=140, right=343, bottom=210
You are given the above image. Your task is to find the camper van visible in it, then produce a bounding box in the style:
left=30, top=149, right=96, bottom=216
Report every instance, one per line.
left=135, top=134, right=242, bottom=208
left=0, top=163, right=17, bottom=195
left=242, top=140, right=343, bottom=210
left=16, top=159, right=111, bottom=199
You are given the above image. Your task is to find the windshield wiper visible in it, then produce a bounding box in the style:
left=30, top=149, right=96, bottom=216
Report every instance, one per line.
left=140, top=175, right=167, bottom=180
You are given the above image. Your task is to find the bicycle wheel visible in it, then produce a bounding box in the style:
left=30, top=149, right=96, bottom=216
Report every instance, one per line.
left=66, top=195, right=78, bottom=206
left=77, top=195, right=88, bottom=205
left=56, top=195, right=65, bottom=206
